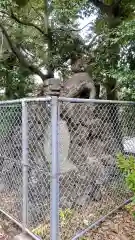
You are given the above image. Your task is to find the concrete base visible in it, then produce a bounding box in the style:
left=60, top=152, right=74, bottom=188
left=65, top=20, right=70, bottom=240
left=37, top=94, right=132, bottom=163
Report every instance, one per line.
left=12, top=233, right=33, bottom=240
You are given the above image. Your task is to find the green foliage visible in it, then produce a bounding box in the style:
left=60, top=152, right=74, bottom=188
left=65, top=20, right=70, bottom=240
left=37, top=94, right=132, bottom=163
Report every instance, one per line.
left=87, top=0, right=135, bottom=100
left=59, top=208, right=72, bottom=225
left=103, top=0, right=113, bottom=4
left=0, top=59, right=34, bottom=99
left=117, top=153, right=135, bottom=171
left=78, top=237, right=87, bottom=240
left=13, top=0, right=29, bottom=7
left=0, top=0, right=88, bottom=90
left=32, top=222, right=48, bottom=237
left=32, top=208, right=72, bottom=237
left=116, top=152, right=135, bottom=216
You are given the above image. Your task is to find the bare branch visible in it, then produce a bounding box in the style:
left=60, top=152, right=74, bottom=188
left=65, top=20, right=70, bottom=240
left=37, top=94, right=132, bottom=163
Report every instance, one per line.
left=71, top=22, right=92, bottom=32
left=88, top=35, right=98, bottom=47
left=53, top=22, right=92, bottom=33
left=0, top=23, right=47, bottom=81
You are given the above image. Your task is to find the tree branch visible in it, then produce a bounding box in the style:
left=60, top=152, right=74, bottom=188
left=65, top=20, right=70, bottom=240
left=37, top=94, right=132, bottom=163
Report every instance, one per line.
left=10, top=9, right=47, bottom=36
left=0, top=9, right=47, bottom=36
left=0, top=9, right=91, bottom=34
left=44, top=0, right=49, bottom=34
left=0, top=23, right=47, bottom=81
left=57, top=22, right=92, bottom=32
left=76, top=22, right=92, bottom=31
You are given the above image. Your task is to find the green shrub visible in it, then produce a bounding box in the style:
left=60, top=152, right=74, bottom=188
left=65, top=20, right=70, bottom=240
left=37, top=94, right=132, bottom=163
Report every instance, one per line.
left=59, top=208, right=72, bottom=226
left=117, top=153, right=135, bottom=191
left=116, top=152, right=135, bottom=216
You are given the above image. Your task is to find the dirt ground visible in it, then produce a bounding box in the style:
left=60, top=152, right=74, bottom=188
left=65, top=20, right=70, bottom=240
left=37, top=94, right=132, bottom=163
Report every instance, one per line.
left=0, top=216, right=20, bottom=240
left=0, top=208, right=135, bottom=240
left=83, top=209, right=135, bottom=240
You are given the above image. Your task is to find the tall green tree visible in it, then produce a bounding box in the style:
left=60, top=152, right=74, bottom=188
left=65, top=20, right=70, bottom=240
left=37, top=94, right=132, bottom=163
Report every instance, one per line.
left=85, top=0, right=135, bottom=100
left=0, top=0, right=87, bottom=82
left=1, top=0, right=135, bottom=100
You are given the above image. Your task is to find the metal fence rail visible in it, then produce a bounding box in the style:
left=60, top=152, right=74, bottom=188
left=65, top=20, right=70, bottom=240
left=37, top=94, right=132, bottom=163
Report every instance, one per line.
left=0, top=96, right=135, bottom=240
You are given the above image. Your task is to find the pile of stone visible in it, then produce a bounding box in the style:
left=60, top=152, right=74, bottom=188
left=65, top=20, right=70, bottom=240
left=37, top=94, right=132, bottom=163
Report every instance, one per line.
left=0, top=74, right=124, bottom=226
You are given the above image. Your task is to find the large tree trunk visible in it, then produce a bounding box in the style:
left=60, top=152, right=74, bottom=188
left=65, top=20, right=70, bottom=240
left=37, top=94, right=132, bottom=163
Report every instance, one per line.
left=95, top=83, right=100, bottom=99
left=106, top=78, right=123, bottom=151
left=5, top=77, right=13, bottom=99
left=106, top=77, right=117, bottom=100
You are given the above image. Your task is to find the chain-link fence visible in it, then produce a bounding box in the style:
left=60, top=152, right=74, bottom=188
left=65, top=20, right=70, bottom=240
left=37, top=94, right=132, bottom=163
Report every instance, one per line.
left=0, top=97, right=52, bottom=239
left=58, top=98, right=135, bottom=240
left=0, top=101, right=22, bottom=221
left=1, top=96, right=135, bottom=240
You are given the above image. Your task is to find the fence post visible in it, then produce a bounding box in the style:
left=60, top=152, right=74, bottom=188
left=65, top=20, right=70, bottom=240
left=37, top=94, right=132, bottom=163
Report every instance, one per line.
left=22, top=100, right=28, bottom=227
left=51, top=95, right=59, bottom=240
left=44, top=78, right=62, bottom=240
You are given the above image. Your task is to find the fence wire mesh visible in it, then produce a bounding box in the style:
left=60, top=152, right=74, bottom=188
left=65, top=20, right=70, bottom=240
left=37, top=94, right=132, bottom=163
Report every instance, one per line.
left=0, top=103, right=22, bottom=222
left=27, top=100, right=51, bottom=239
left=0, top=99, right=52, bottom=240
left=1, top=97, right=135, bottom=240
left=58, top=100, right=134, bottom=239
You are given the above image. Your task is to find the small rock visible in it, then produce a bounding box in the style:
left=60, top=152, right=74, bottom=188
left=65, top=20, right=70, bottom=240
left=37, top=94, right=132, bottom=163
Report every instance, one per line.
left=83, top=219, right=89, bottom=226
left=119, top=234, right=129, bottom=240
left=110, top=223, right=119, bottom=234
left=76, top=195, right=89, bottom=207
